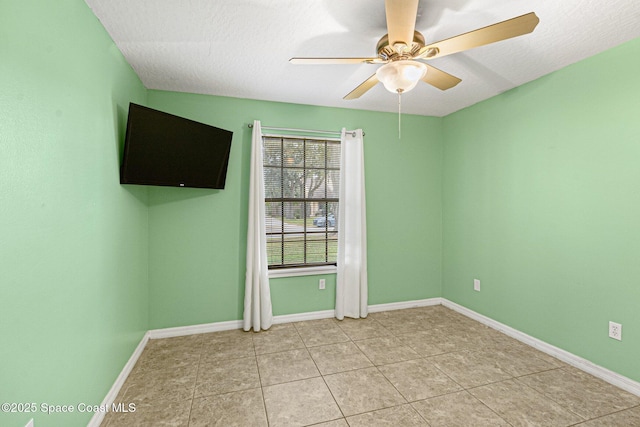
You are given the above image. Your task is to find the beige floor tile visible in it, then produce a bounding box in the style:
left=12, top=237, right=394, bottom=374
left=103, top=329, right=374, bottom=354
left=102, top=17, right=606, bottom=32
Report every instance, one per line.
left=133, top=350, right=201, bottom=374
left=396, top=330, right=446, bottom=356
left=131, top=337, right=201, bottom=380
left=324, top=367, right=406, bottom=416
left=498, top=339, right=567, bottom=368
left=200, top=328, right=253, bottom=345
left=428, top=325, right=496, bottom=352
left=145, top=334, right=203, bottom=354
left=368, top=309, right=434, bottom=333
left=519, top=367, right=640, bottom=419
left=574, top=405, right=640, bottom=426
left=294, top=317, right=339, bottom=328
left=121, top=362, right=198, bottom=403
left=201, top=336, right=255, bottom=361
left=263, top=377, right=342, bottom=427
left=120, top=379, right=195, bottom=404
left=129, top=355, right=200, bottom=383
left=296, top=324, right=351, bottom=347
left=354, top=336, right=420, bottom=366
left=190, top=388, right=267, bottom=427
left=105, top=399, right=191, bottom=427
left=257, top=348, right=320, bottom=386
left=308, top=341, right=373, bottom=375
left=336, top=317, right=391, bottom=340
left=396, top=306, right=439, bottom=318
left=375, top=307, right=437, bottom=323
left=469, top=378, right=584, bottom=426
left=367, top=310, right=402, bottom=323
left=412, top=390, right=510, bottom=426
left=253, top=324, right=305, bottom=355
left=346, top=404, right=429, bottom=426
left=474, top=346, right=559, bottom=377
left=194, top=355, right=260, bottom=398
left=374, top=318, right=432, bottom=335
left=428, top=350, right=512, bottom=388
left=378, top=358, right=462, bottom=401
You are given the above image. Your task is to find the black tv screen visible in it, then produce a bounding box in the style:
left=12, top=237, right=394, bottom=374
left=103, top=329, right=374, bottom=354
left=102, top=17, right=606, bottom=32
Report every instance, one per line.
left=120, top=103, right=232, bottom=189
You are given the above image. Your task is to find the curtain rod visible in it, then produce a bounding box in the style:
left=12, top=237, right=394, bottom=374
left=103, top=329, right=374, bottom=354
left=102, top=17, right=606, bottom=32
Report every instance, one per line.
left=247, top=124, right=363, bottom=137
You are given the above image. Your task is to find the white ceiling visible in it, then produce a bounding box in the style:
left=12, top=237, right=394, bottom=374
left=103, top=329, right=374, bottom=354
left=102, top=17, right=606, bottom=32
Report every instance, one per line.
left=85, top=0, right=640, bottom=117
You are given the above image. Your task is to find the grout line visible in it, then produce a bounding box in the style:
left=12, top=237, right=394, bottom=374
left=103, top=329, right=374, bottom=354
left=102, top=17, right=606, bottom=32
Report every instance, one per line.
left=248, top=334, right=272, bottom=427
left=186, top=350, right=203, bottom=426
left=465, top=389, right=517, bottom=427
left=257, top=369, right=271, bottom=426
left=514, top=377, right=587, bottom=422
left=564, top=403, right=640, bottom=425
left=306, top=341, right=348, bottom=421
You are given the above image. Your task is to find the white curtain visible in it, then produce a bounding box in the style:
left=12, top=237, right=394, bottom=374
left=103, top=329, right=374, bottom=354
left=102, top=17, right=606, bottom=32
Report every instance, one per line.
left=335, top=129, right=368, bottom=320
left=243, top=120, right=273, bottom=331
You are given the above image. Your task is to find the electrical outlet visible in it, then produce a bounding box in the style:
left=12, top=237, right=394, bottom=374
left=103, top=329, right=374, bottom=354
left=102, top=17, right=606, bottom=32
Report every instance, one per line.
left=473, top=279, right=481, bottom=292
left=319, top=279, right=326, bottom=290
left=609, top=321, right=622, bottom=341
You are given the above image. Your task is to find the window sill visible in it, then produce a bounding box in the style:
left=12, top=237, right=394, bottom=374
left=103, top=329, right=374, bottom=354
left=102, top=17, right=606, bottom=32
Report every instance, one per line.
left=268, top=265, right=337, bottom=279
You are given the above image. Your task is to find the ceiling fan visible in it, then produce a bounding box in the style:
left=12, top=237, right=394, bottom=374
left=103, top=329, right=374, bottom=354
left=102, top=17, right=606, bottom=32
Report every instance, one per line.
left=290, top=0, right=540, bottom=100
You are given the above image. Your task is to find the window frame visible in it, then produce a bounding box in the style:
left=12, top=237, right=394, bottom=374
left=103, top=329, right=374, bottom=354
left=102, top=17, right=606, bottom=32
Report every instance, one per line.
left=268, top=265, right=337, bottom=278
left=262, top=134, right=340, bottom=273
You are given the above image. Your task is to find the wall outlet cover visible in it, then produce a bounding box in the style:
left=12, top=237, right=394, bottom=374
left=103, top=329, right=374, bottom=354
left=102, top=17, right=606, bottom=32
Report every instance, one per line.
left=473, top=279, right=481, bottom=292
left=319, top=279, right=326, bottom=290
left=609, top=321, right=622, bottom=341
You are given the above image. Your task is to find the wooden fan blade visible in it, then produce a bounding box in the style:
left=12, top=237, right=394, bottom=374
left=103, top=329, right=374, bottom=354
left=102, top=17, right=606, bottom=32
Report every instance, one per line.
left=290, top=57, right=379, bottom=65
left=420, top=12, right=539, bottom=59
left=344, top=74, right=379, bottom=100
left=385, top=0, right=419, bottom=48
left=421, top=64, right=462, bottom=90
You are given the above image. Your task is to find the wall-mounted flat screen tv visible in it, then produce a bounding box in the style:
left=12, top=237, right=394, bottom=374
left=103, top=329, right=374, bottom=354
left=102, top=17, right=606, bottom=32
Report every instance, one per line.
left=120, top=103, right=233, bottom=189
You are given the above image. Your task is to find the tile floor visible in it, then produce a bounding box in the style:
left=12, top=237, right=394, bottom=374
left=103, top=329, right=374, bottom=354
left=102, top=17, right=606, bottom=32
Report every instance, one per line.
left=101, top=306, right=640, bottom=426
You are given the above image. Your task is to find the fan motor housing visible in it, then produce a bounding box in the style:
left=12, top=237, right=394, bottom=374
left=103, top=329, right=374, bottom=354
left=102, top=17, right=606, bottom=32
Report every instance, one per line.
left=377, top=31, right=425, bottom=60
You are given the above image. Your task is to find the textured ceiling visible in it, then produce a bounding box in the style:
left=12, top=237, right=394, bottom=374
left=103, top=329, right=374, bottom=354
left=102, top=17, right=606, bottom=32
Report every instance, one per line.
left=85, top=0, right=640, bottom=117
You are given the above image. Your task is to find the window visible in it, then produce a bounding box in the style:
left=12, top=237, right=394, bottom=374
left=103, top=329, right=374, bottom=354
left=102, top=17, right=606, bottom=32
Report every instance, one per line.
left=263, top=135, right=340, bottom=269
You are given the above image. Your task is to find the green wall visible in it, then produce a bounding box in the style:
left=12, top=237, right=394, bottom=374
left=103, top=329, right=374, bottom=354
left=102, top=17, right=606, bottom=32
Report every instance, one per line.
left=146, top=91, right=443, bottom=328
left=0, top=1, right=149, bottom=426
left=442, top=38, right=640, bottom=382
left=3, top=2, right=638, bottom=425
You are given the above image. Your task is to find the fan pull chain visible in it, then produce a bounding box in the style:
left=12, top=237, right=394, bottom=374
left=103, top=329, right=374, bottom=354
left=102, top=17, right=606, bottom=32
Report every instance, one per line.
left=398, top=90, right=402, bottom=140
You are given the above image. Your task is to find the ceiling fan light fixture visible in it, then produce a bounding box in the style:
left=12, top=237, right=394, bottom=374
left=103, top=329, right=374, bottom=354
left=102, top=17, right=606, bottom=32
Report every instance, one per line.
left=375, top=60, right=427, bottom=94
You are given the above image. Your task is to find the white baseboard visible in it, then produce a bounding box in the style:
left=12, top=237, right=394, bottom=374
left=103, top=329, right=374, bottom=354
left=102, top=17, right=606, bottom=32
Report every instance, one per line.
left=146, top=310, right=337, bottom=339
left=273, top=309, right=335, bottom=324
left=147, top=319, right=244, bottom=339
left=272, top=298, right=443, bottom=322
left=368, top=297, right=443, bottom=313
left=441, top=299, right=640, bottom=397
left=87, top=332, right=149, bottom=427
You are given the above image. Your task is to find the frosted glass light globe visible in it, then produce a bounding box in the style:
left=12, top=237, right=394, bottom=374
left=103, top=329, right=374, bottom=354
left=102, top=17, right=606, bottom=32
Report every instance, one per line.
left=375, top=60, right=427, bottom=93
